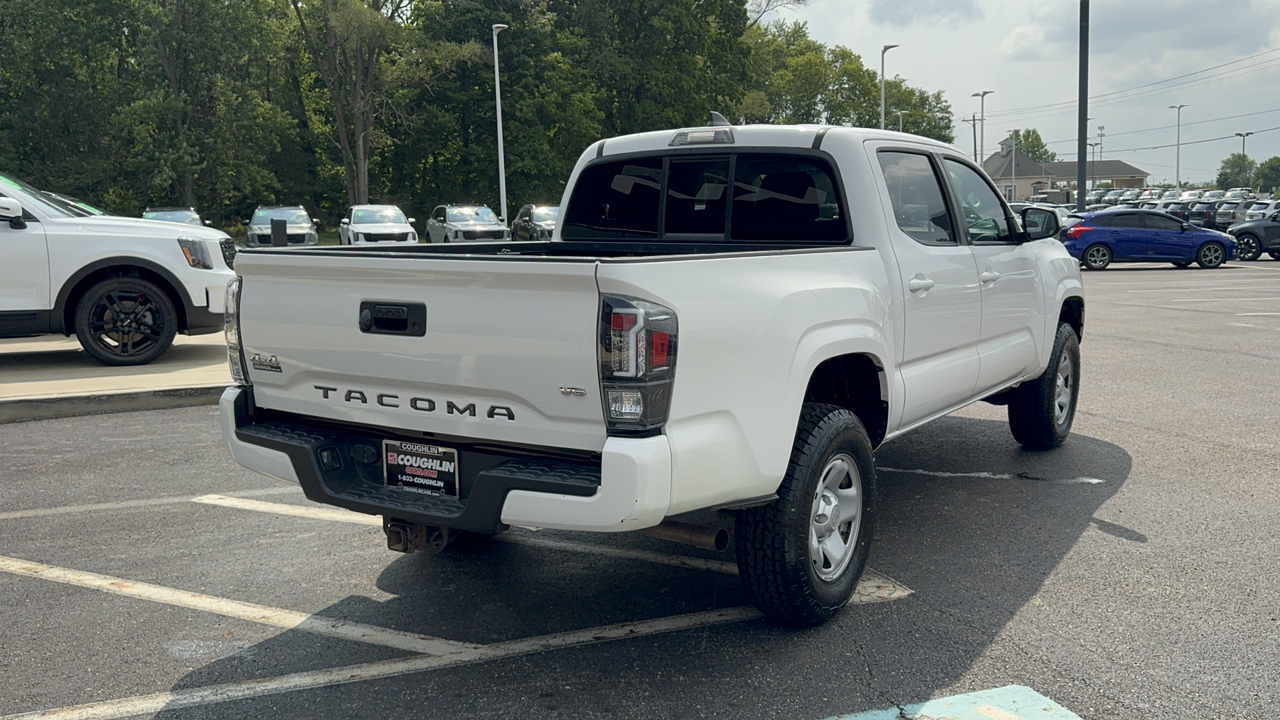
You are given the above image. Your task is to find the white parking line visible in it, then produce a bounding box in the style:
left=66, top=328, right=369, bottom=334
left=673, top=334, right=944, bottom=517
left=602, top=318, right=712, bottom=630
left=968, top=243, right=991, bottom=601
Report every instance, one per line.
left=0, top=555, right=479, bottom=657
left=1171, top=297, right=1280, bottom=302
left=1238, top=312, right=1280, bottom=316
left=190, top=495, right=914, bottom=602
left=0, top=487, right=298, bottom=522
left=0, top=607, right=759, bottom=720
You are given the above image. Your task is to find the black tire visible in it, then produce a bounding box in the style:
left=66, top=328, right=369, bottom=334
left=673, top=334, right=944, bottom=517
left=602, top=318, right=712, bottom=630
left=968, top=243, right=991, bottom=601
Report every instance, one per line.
left=73, top=277, right=178, bottom=366
left=1172, top=261, right=1192, bottom=268
left=1082, top=244, right=1111, bottom=270
left=1196, top=241, right=1226, bottom=269
left=1008, top=322, right=1080, bottom=450
left=735, top=403, right=875, bottom=627
left=1235, top=234, right=1262, bottom=261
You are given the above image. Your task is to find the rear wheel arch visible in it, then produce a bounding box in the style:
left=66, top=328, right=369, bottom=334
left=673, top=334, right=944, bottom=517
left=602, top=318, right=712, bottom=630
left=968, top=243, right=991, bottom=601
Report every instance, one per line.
left=54, top=259, right=191, bottom=335
left=802, top=353, right=888, bottom=448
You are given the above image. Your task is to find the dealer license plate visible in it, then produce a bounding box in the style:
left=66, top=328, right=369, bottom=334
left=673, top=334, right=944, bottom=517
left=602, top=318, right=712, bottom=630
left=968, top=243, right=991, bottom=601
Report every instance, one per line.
left=383, top=440, right=459, bottom=497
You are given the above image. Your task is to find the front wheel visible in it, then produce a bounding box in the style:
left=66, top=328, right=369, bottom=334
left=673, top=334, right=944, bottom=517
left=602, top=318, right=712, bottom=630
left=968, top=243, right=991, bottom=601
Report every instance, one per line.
left=1082, top=244, right=1111, bottom=270
left=1197, top=241, right=1226, bottom=269
left=73, top=277, right=178, bottom=366
left=1008, top=322, right=1081, bottom=450
left=1235, top=234, right=1261, bottom=261
left=735, top=403, right=875, bottom=627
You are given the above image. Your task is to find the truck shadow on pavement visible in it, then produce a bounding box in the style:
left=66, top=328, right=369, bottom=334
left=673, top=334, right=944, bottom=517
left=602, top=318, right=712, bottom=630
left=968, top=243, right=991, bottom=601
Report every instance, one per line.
left=154, top=415, right=1130, bottom=719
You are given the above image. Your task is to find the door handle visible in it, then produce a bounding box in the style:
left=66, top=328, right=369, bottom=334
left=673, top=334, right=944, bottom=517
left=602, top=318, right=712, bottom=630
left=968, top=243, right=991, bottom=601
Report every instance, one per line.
left=980, top=269, right=1001, bottom=284
left=907, top=275, right=935, bottom=293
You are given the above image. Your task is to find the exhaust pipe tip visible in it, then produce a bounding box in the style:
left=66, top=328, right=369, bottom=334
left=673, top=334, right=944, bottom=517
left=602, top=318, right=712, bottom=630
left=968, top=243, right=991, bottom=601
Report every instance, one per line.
left=641, top=521, right=729, bottom=552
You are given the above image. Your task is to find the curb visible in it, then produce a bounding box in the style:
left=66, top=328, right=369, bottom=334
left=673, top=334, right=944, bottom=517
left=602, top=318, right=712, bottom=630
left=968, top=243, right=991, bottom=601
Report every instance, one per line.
left=0, top=385, right=228, bottom=425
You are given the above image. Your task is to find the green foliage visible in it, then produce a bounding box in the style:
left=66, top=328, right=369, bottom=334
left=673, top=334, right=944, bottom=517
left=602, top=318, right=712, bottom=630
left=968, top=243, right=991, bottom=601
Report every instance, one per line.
left=0, top=0, right=954, bottom=224
left=1010, top=129, right=1056, bottom=163
left=1253, top=156, right=1280, bottom=194
left=1216, top=153, right=1258, bottom=190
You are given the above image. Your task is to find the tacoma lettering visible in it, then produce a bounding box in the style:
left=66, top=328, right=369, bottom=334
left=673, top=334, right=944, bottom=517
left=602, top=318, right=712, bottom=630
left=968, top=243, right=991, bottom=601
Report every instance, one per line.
left=313, top=386, right=513, bottom=420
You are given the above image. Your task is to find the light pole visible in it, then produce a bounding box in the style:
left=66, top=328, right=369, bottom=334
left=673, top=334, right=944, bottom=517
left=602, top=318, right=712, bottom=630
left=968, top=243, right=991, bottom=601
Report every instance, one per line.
left=972, top=90, right=994, bottom=163
left=1087, top=142, right=1100, bottom=189
left=895, top=110, right=907, bottom=133
left=1235, top=131, right=1254, bottom=158
left=880, top=44, right=898, bottom=130
left=1169, top=104, right=1187, bottom=189
left=492, top=23, right=509, bottom=223
left=1008, top=130, right=1017, bottom=202
left=962, top=114, right=979, bottom=161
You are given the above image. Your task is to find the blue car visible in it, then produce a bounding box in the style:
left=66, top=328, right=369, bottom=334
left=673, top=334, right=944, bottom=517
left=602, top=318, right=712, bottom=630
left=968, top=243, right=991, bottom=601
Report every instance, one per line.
left=1062, top=208, right=1236, bottom=270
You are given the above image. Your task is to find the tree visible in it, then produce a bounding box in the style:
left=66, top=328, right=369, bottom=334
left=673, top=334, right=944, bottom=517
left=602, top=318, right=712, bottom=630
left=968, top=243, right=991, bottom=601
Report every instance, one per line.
left=1254, top=156, right=1280, bottom=194
left=1216, top=152, right=1258, bottom=190
left=1011, top=129, right=1056, bottom=163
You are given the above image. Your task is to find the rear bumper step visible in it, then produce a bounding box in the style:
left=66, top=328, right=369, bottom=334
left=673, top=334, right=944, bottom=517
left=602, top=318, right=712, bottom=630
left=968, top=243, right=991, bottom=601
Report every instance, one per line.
left=228, top=391, right=600, bottom=534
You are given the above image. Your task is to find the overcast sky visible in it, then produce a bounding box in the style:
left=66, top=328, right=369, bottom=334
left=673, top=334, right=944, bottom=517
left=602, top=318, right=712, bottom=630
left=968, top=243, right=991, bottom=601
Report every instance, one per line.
left=785, top=0, right=1280, bottom=185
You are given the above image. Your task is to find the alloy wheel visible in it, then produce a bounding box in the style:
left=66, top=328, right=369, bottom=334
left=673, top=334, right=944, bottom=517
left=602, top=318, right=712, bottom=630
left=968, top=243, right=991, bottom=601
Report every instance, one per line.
left=809, top=454, right=862, bottom=583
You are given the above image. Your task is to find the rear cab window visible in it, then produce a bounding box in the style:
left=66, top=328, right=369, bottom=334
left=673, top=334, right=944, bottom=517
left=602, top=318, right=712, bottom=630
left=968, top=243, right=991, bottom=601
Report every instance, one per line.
left=561, top=153, right=848, bottom=245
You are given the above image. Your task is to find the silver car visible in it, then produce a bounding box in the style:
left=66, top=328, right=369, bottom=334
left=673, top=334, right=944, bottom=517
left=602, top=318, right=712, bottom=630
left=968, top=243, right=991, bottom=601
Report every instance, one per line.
left=1246, top=199, right=1280, bottom=221
left=244, top=206, right=318, bottom=246
left=425, top=205, right=509, bottom=243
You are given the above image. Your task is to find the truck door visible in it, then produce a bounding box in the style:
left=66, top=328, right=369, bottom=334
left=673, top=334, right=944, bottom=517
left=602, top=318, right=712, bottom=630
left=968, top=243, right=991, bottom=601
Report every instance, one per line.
left=942, top=158, right=1043, bottom=392
left=0, top=193, right=51, bottom=332
left=874, top=150, right=981, bottom=428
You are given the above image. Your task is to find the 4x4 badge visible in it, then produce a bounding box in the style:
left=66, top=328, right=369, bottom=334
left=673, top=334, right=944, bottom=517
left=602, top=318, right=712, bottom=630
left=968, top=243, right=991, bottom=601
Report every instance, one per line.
left=250, top=354, right=282, bottom=373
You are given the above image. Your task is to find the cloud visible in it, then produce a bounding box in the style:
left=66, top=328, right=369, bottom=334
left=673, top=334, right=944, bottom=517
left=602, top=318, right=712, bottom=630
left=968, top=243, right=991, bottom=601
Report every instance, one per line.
left=868, top=0, right=984, bottom=28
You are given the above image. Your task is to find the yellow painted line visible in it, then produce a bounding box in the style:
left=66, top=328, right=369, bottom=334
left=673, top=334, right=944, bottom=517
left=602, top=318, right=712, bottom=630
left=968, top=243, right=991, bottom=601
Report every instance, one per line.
left=0, top=555, right=478, bottom=657
left=0, top=607, right=759, bottom=720
left=191, top=495, right=913, bottom=603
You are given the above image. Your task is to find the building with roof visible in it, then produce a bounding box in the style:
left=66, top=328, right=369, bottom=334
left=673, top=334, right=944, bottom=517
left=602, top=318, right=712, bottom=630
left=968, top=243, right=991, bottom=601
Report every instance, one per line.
left=982, top=137, right=1149, bottom=202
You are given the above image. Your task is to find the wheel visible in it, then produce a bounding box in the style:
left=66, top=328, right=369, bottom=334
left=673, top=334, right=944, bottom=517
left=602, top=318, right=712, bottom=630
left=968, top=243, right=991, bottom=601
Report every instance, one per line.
left=1196, top=241, right=1226, bottom=269
left=74, top=277, right=178, bottom=366
left=1008, top=322, right=1080, bottom=450
left=1082, top=244, right=1111, bottom=270
left=1172, top=261, right=1192, bottom=268
left=735, top=403, right=875, bottom=627
left=1235, top=234, right=1261, bottom=261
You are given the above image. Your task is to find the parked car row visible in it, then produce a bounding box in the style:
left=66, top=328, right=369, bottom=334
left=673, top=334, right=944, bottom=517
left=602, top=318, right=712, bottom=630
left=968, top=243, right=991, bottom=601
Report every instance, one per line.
left=1061, top=208, right=1236, bottom=270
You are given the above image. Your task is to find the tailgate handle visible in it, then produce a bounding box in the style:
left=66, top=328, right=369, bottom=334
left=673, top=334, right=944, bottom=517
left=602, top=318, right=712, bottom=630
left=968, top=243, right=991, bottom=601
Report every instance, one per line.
left=359, top=301, right=426, bottom=337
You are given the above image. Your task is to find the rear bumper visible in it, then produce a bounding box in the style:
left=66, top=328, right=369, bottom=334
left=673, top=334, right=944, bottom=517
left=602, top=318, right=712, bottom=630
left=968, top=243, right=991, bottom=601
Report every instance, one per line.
left=219, top=387, right=669, bottom=533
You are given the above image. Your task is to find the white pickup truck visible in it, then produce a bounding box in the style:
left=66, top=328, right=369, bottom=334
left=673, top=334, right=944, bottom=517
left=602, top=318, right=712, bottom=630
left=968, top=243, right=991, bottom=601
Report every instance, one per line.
left=220, top=124, right=1084, bottom=626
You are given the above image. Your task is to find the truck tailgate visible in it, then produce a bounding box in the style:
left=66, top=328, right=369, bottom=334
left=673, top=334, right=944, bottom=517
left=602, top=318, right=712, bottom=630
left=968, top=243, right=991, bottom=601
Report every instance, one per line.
left=236, top=252, right=606, bottom=452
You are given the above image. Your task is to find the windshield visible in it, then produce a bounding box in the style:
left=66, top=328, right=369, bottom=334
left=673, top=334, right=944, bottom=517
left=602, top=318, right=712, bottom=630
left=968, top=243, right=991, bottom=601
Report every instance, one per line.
left=352, top=207, right=407, bottom=225
left=447, top=206, right=499, bottom=223
left=531, top=207, right=560, bottom=223
left=144, top=209, right=201, bottom=225
left=251, top=208, right=310, bottom=225
left=0, top=173, right=79, bottom=218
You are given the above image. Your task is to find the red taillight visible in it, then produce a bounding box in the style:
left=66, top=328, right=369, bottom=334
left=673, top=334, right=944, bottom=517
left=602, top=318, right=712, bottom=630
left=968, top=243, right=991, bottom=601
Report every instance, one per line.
left=600, top=295, right=678, bottom=434
left=1066, top=225, right=1094, bottom=240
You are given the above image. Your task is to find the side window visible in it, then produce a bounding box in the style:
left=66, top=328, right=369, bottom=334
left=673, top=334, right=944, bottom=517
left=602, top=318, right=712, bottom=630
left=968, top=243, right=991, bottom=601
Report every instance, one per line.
left=1143, top=213, right=1182, bottom=231
left=877, top=151, right=957, bottom=246
left=666, top=158, right=729, bottom=236
left=942, top=158, right=1012, bottom=244
left=1110, top=213, right=1143, bottom=228
left=562, top=158, right=663, bottom=239
left=432, top=207, right=445, bottom=222
left=731, top=154, right=847, bottom=243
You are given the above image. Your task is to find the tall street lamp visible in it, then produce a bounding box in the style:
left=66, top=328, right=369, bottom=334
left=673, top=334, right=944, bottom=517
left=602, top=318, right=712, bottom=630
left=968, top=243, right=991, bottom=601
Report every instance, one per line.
left=1169, top=104, right=1187, bottom=189
left=880, top=44, right=898, bottom=130
left=972, top=90, right=994, bottom=162
left=1008, top=130, right=1018, bottom=202
left=895, top=110, right=907, bottom=133
left=1235, top=131, right=1254, bottom=158
left=492, top=23, right=509, bottom=223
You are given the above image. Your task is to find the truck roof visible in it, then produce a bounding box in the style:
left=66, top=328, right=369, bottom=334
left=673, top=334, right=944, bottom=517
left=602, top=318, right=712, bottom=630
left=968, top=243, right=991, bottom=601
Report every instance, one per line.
left=597, top=123, right=954, bottom=158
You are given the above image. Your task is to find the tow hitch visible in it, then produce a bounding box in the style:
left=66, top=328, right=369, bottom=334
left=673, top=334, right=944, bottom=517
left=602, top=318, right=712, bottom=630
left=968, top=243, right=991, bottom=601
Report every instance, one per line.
left=384, top=518, right=452, bottom=554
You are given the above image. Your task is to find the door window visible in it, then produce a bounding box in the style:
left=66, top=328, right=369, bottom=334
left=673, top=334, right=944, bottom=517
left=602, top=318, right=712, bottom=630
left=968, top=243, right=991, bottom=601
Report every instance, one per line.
left=942, top=159, right=1012, bottom=244
left=1109, top=213, right=1143, bottom=228
left=877, top=151, right=957, bottom=246
left=1142, top=213, right=1183, bottom=232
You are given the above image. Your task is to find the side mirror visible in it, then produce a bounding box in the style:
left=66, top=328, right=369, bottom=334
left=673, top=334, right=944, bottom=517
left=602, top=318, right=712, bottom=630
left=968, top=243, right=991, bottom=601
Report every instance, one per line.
left=407, top=218, right=416, bottom=224
left=340, top=218, right=350, bottom=225
left=1021, top=207, right=1060, bottom=241
left=203, top=219, right=213, bottom=226
left=1182, top=222, right=1191, bottom=232
left=0, top=197, right=27, bottom=229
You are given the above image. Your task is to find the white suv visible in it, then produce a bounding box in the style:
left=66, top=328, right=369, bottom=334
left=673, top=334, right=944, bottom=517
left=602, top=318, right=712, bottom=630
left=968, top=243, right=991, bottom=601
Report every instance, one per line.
left=0, top=172, right=235, bottom=365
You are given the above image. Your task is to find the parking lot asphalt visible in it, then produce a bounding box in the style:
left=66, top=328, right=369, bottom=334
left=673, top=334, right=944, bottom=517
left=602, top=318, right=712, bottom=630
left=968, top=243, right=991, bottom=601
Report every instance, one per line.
left=2, top=261, right=1279, bottom=719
